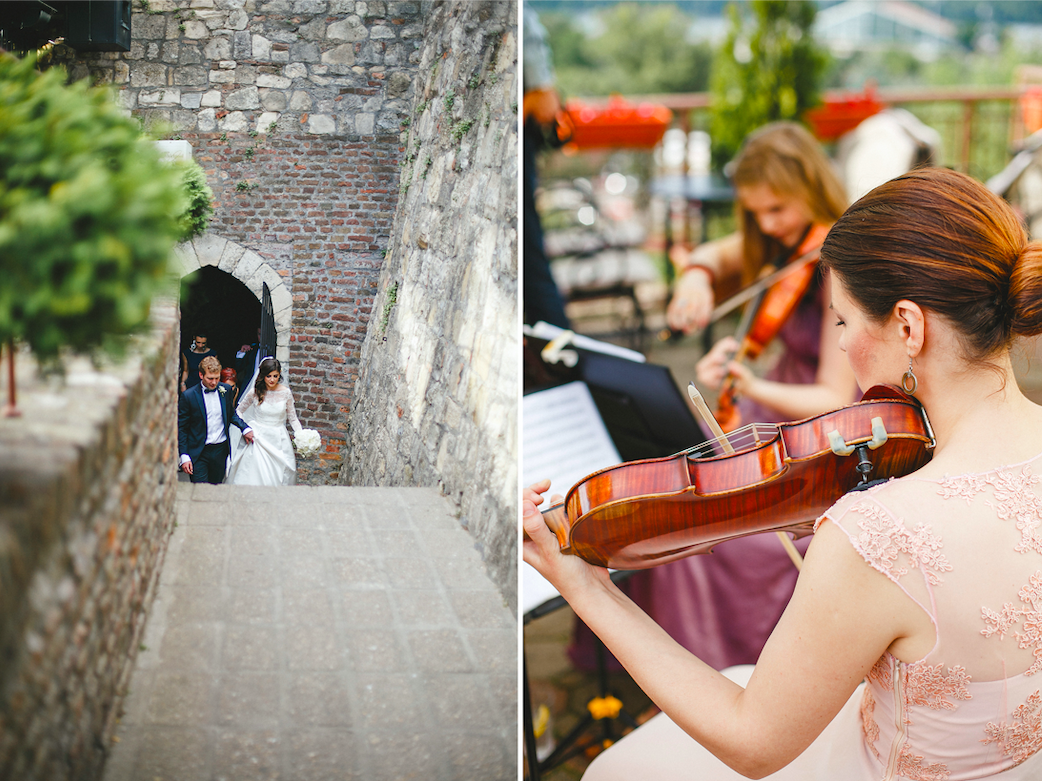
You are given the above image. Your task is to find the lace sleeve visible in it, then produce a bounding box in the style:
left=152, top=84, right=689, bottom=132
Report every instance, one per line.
left=237, top=387, right=256, bottom=418
left=285, top=387, right=302, bottom=433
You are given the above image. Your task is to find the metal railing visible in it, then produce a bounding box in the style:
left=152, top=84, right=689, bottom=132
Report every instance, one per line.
left=575, top=85, right=1031, bottom=183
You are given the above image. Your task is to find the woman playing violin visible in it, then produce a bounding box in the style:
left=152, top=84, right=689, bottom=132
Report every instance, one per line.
left=525, top=167, right=1042, bottom=780
left=607, top=122, right=859, bottom=674
left=670, top=121, right=857, bottom=423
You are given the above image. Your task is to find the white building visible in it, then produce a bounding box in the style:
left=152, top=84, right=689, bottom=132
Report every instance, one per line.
left=815, top=0, right=958, bottom=58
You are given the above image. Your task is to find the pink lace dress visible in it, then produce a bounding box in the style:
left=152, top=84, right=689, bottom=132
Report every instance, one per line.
left=584, top=453, right=1042, bottom=780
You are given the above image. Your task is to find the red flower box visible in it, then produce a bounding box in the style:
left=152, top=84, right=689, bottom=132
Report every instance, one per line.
left=562, top=96, right=673, bottom=151
left=806, top=90, right=885, bottom=140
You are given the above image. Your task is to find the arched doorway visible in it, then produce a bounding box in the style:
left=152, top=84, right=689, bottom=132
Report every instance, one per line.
left=179, top=266, right=260, bottom=372
left=172, top=234, right=293, bottom=370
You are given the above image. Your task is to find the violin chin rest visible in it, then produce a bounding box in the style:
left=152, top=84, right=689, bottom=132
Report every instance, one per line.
left=849, top=477, right=889, bottom=493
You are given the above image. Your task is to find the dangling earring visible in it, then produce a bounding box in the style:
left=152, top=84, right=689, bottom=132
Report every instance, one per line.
left=902, top=358, right=918, bottom=395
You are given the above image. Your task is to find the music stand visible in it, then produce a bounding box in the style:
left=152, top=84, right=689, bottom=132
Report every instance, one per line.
left=522, top=336, right=707, bottom=779
left=523, top=568, right=639, bottom=781
left=523, top=334, right=706, bottom=462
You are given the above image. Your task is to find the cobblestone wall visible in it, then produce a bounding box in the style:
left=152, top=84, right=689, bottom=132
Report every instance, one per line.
left=0, top=304, right=180, bottom=781
left=53, top=0, right=425, bottom=485
left=341, top=1, right=519, bottom=611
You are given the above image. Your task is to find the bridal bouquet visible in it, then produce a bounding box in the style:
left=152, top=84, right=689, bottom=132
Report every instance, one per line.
left=295, top=428, right=321, bottom=457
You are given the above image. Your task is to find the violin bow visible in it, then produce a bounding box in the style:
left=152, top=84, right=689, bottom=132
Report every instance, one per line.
left=708, top=242, right=823, bottom=326
left=686, top=383, right=804, bottom=571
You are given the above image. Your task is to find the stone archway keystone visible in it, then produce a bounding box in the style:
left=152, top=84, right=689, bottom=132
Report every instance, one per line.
left=172, top=234, right=292, bottom=364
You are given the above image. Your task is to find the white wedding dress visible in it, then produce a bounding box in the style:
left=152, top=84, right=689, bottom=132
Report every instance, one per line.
left=227, top=385, right=301, bottom=486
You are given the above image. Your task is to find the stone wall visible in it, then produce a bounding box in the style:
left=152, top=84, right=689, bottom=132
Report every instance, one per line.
left=49, top=0, right=519, bottom=605
left=341, top=1, right=519, bottom=611
left=53, top=0, right=426, bottom=485
left=0, top=304, right=180, bottom=781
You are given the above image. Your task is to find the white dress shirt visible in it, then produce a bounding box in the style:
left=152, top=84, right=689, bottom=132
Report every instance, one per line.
left=202, top=386, right=227, bottom=445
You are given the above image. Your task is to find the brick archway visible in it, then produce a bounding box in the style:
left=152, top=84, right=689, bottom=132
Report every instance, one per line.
left=172, top=234, right=291, bottom=365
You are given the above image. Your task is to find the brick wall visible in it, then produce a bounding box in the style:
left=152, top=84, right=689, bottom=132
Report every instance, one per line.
left=0, top=304, right=181, bottom=781
left=52, top=0, right=425, bottom=485
left=193, top=131, right=403, bottom=483
left=341, top=0, right=519, bottom=611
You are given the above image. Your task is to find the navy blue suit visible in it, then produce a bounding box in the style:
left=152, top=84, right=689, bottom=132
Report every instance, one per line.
left=178, top=382, right=250, bottom=484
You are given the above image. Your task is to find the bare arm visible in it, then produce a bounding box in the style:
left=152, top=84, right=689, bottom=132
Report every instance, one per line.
left=522, top=486, right=927, bottom=777
left=667, top=233, right=744, bottom=333
left=729, top=271, right=858, bottom=420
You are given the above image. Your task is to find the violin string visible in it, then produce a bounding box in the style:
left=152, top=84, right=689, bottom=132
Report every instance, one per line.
left=680, top=423, right=777, bottom=459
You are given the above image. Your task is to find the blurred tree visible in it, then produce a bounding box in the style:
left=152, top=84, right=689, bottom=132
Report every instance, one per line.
left=824, top=33, right=1042, bottom=91
left=709, top=0, right=827, bottom=170
left=0, top=52, right=186, bottom=364
left=542, top=3, right=713, bottom=98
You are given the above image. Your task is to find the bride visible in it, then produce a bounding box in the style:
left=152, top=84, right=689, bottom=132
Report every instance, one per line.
left=227, top=357, right=301, bottom=486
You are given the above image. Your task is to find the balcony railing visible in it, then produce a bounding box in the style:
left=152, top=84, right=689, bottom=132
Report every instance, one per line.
left=573, top=85, right=1032, bottom=183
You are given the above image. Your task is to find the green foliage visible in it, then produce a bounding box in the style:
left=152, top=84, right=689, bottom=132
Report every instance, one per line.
left=175, top=158, right=214, bottom=242
left=709, top=0, right=827, bottom=170
left=451, top=119, right=474, bottom=143
left=379, top=281, right=398, bottom=333
left=0, top=53, right=186, bottom=361
left=542, top=5, right=714, bottom=97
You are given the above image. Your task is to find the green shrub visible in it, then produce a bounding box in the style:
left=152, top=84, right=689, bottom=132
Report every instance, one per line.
left=0, top=53, right=186, bottom=360
left=176, top=157, right=214, bottom=242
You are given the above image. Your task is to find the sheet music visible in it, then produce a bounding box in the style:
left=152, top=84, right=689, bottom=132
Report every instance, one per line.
left=522, top=381, right=622, bottom=616
left=523, top=381, right=622, bottom=498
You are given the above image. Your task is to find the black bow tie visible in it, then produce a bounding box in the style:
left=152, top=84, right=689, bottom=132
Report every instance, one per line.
left=204, top=387, right=217, bottom=394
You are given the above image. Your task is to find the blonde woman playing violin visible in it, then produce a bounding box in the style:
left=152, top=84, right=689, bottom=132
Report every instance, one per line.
left=670, top=121, right=857, bottom=427
left=527, top=168, right=1042, bottom=780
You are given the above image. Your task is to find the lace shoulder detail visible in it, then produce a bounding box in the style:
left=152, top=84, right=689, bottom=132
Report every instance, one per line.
left=828, top=498, right=953, bottom=586
left=236, top=386, right=256, bottom=416
left=937, top=465, right=1042, bottom=555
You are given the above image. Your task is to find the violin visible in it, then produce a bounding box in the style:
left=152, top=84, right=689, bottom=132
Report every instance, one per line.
left=529, top=385, right=935, bottom=570
left=716, top=223, right=830, bottom=432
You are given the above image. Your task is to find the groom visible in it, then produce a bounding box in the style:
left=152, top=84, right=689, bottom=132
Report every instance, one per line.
left=179, top=356, right=254, bottom=484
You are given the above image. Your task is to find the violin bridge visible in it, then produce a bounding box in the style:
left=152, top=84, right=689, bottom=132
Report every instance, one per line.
left=827, top=416, right=889, bottom=457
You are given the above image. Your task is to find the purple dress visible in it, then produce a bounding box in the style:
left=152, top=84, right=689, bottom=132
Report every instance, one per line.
left=569, top=277, right=838, bottom=672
